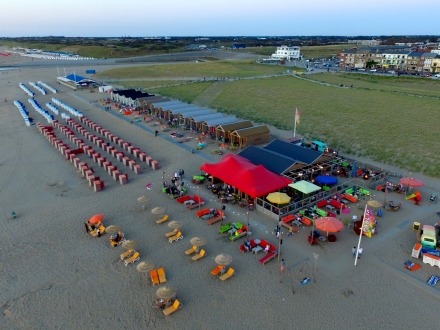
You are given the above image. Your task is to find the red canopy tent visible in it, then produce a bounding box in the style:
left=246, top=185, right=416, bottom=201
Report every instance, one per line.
left=200, top=154, right=291, bottom=198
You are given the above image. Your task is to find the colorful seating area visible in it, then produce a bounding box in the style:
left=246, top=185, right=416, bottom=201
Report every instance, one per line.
left=186, top=195, right=204, bottom=210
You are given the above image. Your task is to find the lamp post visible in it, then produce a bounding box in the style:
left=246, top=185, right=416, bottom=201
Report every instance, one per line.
left=162, top=167, right=165, bottom=186
left=246, top=211, right=250, bottom=242
left=197, top=185, right=201, bottom=211
left=277, top=221, right=282, bottom=263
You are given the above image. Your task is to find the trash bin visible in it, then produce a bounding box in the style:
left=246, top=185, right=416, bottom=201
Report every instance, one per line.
left=377, top=209, right=383, bottom=217
left=248, top=203, right=254, bottom=211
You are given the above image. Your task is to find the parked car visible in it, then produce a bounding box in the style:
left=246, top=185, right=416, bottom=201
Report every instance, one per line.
left=370, top=69, right=377, bottom=72
left=434, top=73, right=440, bottom=78
left=358, top=68, right=366, bottom=71
left=421, top=72, right=432, bottom=77
left=387, top=70, right=396, bottom=74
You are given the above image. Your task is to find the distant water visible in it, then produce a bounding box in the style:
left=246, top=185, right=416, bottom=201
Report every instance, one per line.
left=0, top=67, right=18, bottom=71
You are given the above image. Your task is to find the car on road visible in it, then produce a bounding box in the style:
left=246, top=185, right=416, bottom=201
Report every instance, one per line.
left=421, top=72, right=432, bottom=77
left=434, top=73, right=440, bottom=78
left=358, top=68, right=366, bottom=71
left=370, top=69, right=377, bottom=72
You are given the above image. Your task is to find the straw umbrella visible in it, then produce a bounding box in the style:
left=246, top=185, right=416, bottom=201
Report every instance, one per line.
left=367, top=200, right=382, bottom=208
left=168, top=221, right=183, bottom=229
left=156, top=286, right=177, bottom=300
left=214, top=254, right=233, bottom=266
left=190, top=237, right=207, bottom=247
left=122, top=240, right=139, bottom=250
left=106, top=225, right=121, bottom=234
left=151, top=207, right=166, bottom=218
left=136, top=261, right=156, bottom=273
left=138, top=196, right=150, bottom=210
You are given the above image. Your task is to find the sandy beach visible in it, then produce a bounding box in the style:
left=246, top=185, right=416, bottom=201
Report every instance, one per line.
left=1, top=51, right=440, bottom=329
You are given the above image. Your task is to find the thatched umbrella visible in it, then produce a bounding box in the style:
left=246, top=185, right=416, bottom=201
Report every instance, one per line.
left=122, top=240, right=139, bottom=250
left=214, top=254, right=233, bottom=266
left=136, top=261, right=156, bottom=273
left=106, top=225, right=121, bottom=234
left=168, top=221, right=183, bottom=229
left=138, top=196, right=151, bottom=210
left=367, top=200, right=382, bottom=208
left=156, top=286, right=177, bottom=300
left=151, top=207, right=166, bottom=215
left=190, top=237, right=207, bottom=247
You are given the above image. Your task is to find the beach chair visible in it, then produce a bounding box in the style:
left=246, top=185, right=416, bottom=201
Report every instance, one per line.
left=158, top=268, right=166, bottom=284
left=156, top=215, right=169, bottom=224
left=191, top=249, right=206, bottom=261
left=150, top=269, right=159, bottom=285
left=211, top=265, right=225, bottom=276
left=219, top=268, right=235, bottom=281
left=124, top=252, right=140, bottom=266
left=169, top=231, right=183, bottom=243
left=90, top=225, right=106, bottom=237
left=120, top=249, right=134, bottom=260
left=165, top=228, right=178, bottom=238
left=163, top=299, right=182, bottom=316
left=185, top=245, right=197, bottom=255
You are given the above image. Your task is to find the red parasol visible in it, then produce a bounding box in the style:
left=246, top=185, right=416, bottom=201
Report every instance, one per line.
left=399, top=178, right=424, bottom=187
left=314, top=217, right=344, bottom=233
left=88, top=214, right=103, bottom=225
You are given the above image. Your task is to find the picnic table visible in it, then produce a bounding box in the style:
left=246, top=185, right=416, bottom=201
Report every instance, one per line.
left=252, top=246, right=263, bottom=254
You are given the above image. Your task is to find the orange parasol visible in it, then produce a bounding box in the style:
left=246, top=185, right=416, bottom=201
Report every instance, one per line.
left=399, top=178, right=424, bottom=187
left=314, top=217, right=344, bottom=233
left=89, top=214, right=103, bottom=225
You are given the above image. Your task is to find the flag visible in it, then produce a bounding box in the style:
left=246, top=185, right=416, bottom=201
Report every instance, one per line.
left=145, top=183, right=152, bottom=190
left=362, top=206, right=375, bottom=238
left=295, top=108, right=300, bottom=124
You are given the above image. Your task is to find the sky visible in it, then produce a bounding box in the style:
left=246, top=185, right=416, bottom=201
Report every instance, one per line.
left=2, top=0, right=440, bottom=37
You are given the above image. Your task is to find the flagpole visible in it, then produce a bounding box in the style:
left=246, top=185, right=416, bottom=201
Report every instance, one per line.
left=354, top=204, right=367, bottom=266
left=293, top=118, right=297, bottom=137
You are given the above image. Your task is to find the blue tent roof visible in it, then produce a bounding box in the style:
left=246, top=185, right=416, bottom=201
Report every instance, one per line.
left=264, top=139, right=322, bottom=165
left=65, top=74, right=87, bottom=83
left=238, top=145, right=296, bottom=175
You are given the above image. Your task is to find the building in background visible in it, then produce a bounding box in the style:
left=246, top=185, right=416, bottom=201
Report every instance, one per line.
left=271, top=45, right=301, bottom=61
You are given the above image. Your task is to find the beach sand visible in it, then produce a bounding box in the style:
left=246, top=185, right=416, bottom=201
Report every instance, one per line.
left=1, top=52, right=439, bottom=329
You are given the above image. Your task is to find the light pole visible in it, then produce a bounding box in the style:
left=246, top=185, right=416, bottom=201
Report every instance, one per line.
left=277, top=221, right=282, bottom=263
left=197, top=185, right=201, bottom=211
left=246, top=211, right=250, bottom=242
left=162, top=167, right=165, bottom=186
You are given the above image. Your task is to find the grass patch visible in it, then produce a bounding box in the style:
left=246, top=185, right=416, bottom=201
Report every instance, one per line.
left=309, top=73, right=440, bottom=98
left=154, top=82, right=213, bottom=103
left=107, top=80, right=190, bottom=90
left=301, top=44, right=346, bottom=59
left=156, top=75, right=440, bottom=176
left=96, top=60, right=289, bottom=79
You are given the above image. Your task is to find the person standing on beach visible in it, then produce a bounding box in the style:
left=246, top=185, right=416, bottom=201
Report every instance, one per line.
left=358, top=246, right=363, bottom=259
left=352, top=246, right=357, bottom=258
left=280, top=259, right=286, bottom=274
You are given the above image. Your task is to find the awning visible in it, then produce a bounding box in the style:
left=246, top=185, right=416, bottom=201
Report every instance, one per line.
left=288, top=180, right=321, bottom=194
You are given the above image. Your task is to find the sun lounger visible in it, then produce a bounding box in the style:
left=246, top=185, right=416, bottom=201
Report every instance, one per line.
left=176, top=195, right=191, bottom=203
left=428, top=275, right=439, bottom=287
left=124, top=251, right=140, bottom=266
left=150, top=269, right=159, bottom=285
left=158, top=268, right=166, bottom=284
left=156, top=214, right=169, bottom=224
left=229, top=227, right=248, bottom=242
left=169, top=231, right=183, bottom=243
left=219, top=268, right=235, bottom=281
left=163, top=299, right=182, bottom=316
left=185, top=245, right=197, bottom=255
left=120, top=249, right=134, bottom=260
left=195, top=208, right=210, bottom=217
left=90, top=225, right=106, bottom=237
left=110, top=237, right=126, bottom=247
left=165, top=228, right=178, bottom=238
left=219, top=223, right=232, bottom=234
left=191, top=249, right=206, bottom=261
left=207, top=214, right=225, bottom=225
left=211, top=265, right=225, bottom=276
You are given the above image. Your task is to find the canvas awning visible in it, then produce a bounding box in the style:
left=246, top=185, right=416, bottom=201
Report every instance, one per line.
left=288, top=180, right=321, bottom=194
left=200, top=154, right=291, bottom=198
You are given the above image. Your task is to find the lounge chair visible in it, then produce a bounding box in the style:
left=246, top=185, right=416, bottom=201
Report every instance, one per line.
left=169, top=231, right=183, bottom=243
left=211, top=265, right=225, bottom=276
left=165, top=228, right=178, bottom=238
left=124, top=251, right=140, bottom=266
left=120, top=249, right=135, bottom=260
left=219, top=268, right=235, bottom=281
left=163, top=299, right=182, bottom=316
left=158, top=268, right=166, bottom=284
left=191, top=249, right=206, bottom=261
left=150, top=269, right=159, bottom=285
left=90, top=225, right=106, bottom=237
left=185, top=245, right=197, bottom=255
left=156, top=215, right=169, bottom=224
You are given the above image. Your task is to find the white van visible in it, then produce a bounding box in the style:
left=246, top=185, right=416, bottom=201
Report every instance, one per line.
left=434, top=74, right=440, bottom=78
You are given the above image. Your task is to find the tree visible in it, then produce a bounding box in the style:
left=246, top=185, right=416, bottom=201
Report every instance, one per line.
left=366, top=60, right=378, bottom=69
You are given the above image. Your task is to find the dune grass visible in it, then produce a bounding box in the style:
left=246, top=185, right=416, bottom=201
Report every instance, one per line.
left=95, top=60, right=289, bottom=79
left=155, top=75, right=440, bottom=177
left=108, top=80, right=190, bottom=90
left=301, top=44, right=346, bottom=59
left=309, top=73, right=440, bottom=98
left=155, top=82, right=213, bottom=103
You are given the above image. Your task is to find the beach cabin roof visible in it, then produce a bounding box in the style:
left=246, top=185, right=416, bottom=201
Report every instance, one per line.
left=204, top=116, right=238, bottom=127
left=265, top=139, right=322, bottom=165
left=238, top=145, right=296, bottom=175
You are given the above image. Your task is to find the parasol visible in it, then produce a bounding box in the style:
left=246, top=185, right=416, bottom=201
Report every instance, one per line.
left=367, top=200, right=382, bottom=208
left=399, top=178, right=424, bottom=187
left=168, top=221, right=183, bottom=229
left=214, top=254, right=233, bottom=266
left=190, top=237, right=207, bottom=247
left=138, top=196, right=151, bottom=210
left=136, top=261, right=156, bottom=273
left=88, top=214, right=103, bottom=225
left=151, top=207, right=166, bottom=215
left=122, top=239, right=139, bottom=250
left=314, top=217, right=344, bottom=234
left=156, top=286, right=177, bottom=300
left=106, top=225, right=121, bottom=234
left=315, top=175, right=338, bottom=185
left=266, top=192, right=291, bottom=205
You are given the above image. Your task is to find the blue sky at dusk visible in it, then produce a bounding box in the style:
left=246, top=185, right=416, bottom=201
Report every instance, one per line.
left=3, top=0, right=439, bottom=37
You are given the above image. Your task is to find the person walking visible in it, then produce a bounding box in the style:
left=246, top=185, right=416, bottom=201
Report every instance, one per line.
left=280, top=259, right=286, bottom=274
left=358, top=246, right=363, bottom=259
left=287, top=226, right=293, bottom=236
left=352, top=246, right=357, bottom=258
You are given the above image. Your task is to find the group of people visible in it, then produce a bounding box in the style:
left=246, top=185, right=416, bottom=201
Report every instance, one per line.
left=163, top=169, right=185, bottom=197
left=352, top=246, right=363, bottom=258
